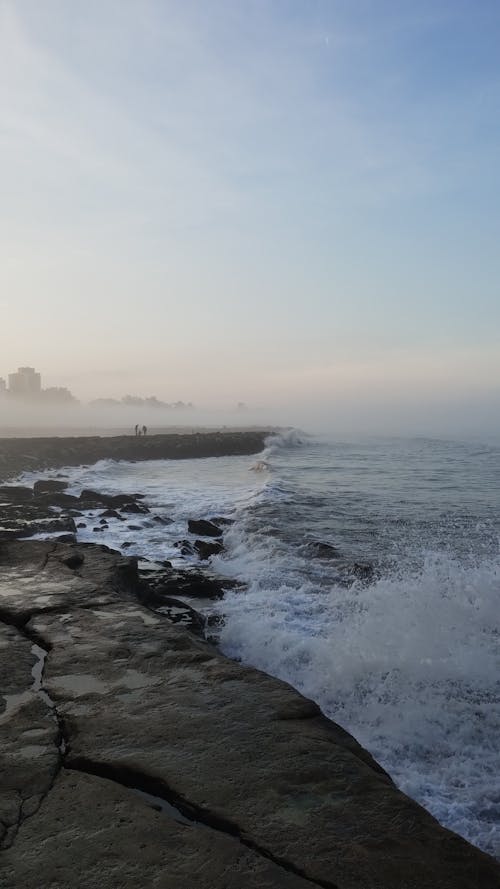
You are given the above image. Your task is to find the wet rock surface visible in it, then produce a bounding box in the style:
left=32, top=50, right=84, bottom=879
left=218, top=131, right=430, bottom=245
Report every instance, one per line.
left=188, top=518, right=224, bottom=537
left=194, top=538, right=224, bottom=559
left=139, top=561, right=238, bottom=602
left=0, top=539, right=499, bottom=889
left=2, top=771, right=311, bottom=889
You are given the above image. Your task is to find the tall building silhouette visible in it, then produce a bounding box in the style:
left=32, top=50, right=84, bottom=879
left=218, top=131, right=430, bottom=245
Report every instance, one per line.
left=8, top=367, right=42, bottom=397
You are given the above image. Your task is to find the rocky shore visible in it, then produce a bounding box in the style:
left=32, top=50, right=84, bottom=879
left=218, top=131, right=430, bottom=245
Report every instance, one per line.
left=1, top=439, right=499, bottom=888
left=0, top=430, right=269, bottom=483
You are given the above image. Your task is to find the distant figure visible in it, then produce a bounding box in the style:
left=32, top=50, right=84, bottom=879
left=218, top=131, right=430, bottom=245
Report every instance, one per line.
left=134, top=424, right=139, bottom=436
left=142, top=425, right=147, bottom=436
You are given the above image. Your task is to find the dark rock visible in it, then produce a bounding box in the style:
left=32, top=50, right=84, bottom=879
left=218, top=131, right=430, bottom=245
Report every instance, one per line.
left=100, top=509, right=123, bottom=520
left=120, top=501, right=149, bottom=514
left=188, top=519, right=223, bottom=537
left=209, top=516, right=234, bottom=526
left=0, top=517, right=80, bottom=540
left=93, top=527, right=104, bottom=533
left=0, top=485, right=33, bottom=502
left=152, top=515, right=173, bottom=525
left=99, top=519, right=109, bottom=526
left=78, top=491, right=149, bottom=513
left=0, top=528, right=26, bottom=540
left=174, top=539, right=195, bottom=556
left=346, top=562, right=375, bottom=583
left=79, top=489, right=108, bottom=503
left=307, top=541, right=342, bottom=559
left=106, top=493, right=146, bottom=508
left=33, top=492, right=80, bottom=508
left=121, top=542, right=134, bottom=549
left=33, top=479, right=69, bottom=495
left=194, top=539, right=224, bottom=560
left=127, top=525, right=142, bottom=531
left=62, top=553, right=85, bottom=569
left=147, top=594, right=205, bottom=636
left=39, top=517, right=77, bottom=534
left=153, top=570, right=229, bottom=600
left=77, top=522, right=86, bottom=528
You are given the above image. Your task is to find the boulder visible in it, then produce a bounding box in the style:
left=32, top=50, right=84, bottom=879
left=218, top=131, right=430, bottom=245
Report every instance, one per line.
left=194, top=539, right=224, bottom=560
left=174, top=539, right=195, bottom=556
left=345, top=561, right=376, bottom=583
left=120, top=501, right=149, bottom=514
left=33, top=479, right=68, bottom=495
left=37, top=517, right=77, bottom=534
left=188, top=519, right=223, bottom=537
left=307, top=541, right=341, bottom=559
left=99, top=509, right=123, bottom=520
left=0, top=485, right=33, bottom=502
left=54, top=533, right=77, bottom=544
left=33, top=492, right=80, bottom=508
left=152, top=515, right=173, bottom=525
left=153, top=569, right=229, bottom=600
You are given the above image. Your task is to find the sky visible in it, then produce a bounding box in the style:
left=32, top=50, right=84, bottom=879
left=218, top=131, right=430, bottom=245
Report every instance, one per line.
left=1, top=0, right=500, bottom=432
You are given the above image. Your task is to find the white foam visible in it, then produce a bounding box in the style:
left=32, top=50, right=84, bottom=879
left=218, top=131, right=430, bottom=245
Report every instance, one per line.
left=214, top=542, right=500, bottom=856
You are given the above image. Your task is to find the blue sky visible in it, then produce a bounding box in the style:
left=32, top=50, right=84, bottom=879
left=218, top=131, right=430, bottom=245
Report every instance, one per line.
left=1, top=0, right=500, bottom=425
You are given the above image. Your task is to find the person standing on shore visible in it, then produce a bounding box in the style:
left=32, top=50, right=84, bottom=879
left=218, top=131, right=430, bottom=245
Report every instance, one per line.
left=142, top=425, right=147, bottom=436
left=134, top=424, right=139, bottom=436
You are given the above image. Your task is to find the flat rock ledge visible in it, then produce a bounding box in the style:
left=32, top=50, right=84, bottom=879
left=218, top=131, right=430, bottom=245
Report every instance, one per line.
left=0, top=540, right=499, bottom=889
left=0, top=431, right=269, bottom=482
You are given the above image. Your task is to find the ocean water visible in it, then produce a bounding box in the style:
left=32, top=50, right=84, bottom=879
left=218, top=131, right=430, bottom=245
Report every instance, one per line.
left=21, top=432, right=500, bottom=856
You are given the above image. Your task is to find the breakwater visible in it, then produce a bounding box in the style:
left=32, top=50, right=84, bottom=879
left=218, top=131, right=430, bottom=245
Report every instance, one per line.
left=0, top=430, right=269, bottom=482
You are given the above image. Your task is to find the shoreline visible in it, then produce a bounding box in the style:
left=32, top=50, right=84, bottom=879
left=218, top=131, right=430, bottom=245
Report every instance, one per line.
left=1, top=537, right=499, bottom=888
left=0, top=444, right=499, bottom=886
left=0, top=429, right=269, bottom=483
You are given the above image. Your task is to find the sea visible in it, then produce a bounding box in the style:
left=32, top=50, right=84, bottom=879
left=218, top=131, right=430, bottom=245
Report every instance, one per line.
left=21, top=431, right=500, bottom=857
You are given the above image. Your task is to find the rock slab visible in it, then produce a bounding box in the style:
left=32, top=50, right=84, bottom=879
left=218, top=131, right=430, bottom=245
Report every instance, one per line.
left=0, top=540, right=499, bottom=889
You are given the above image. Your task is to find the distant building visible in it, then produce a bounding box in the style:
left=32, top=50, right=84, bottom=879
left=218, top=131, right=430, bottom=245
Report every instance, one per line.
left=0, top=377, right=6, bottom=393
left=8, top=366, right=42, bottom=397
left=42, top=387, right=78, bottom=404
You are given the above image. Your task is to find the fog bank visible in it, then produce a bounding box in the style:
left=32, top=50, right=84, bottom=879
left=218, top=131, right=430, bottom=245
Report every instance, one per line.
left=2, top=390, right=500, bottom=441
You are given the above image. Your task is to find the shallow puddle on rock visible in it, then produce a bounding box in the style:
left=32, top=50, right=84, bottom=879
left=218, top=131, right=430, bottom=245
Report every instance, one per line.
left=119, top=668, right=161, bottom=690
left=51, top=673, right=112, bottom=696
left=132, top=788, right=195, bottom=826
left=0, top=689, right=33, bottom=724
left=92, top=607, right=161, bottom=627
left=0, top=643, right=53, bottom=723
left=17, top=744, right=52, bottom=759
left=51, top=667, right=160, bottom=697
left=31, top=643, right=55, bottom=709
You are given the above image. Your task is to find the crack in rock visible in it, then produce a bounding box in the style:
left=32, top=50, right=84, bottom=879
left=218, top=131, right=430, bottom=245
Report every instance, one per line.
left=0, top=621, right=68, bottom=849
left=65, top=757, right=340, bottom=889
